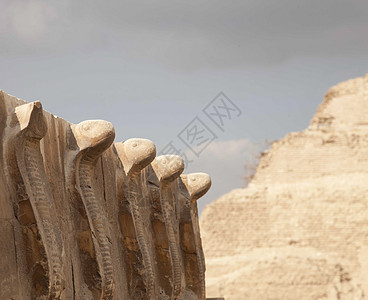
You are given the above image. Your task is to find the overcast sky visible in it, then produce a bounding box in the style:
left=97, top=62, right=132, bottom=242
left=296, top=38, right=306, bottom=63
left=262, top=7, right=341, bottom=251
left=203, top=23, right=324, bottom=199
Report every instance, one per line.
left=1, top=0, right=367, bottom=213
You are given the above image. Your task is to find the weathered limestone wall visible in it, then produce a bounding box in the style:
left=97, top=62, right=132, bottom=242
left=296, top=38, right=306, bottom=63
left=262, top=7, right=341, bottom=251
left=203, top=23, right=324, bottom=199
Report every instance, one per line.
left=0, top=90, right=213, bottom=300
left=201, top=74, right=368, bottom=300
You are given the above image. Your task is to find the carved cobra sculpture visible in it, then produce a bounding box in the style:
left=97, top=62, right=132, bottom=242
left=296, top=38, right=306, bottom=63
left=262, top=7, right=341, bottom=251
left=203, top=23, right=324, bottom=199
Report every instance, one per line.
left=179, top=173, right=211, bottom=300
left=0, top=91, right=220, bottom=300
left=115, top=138, right=156, bottom=300
left=151, top=155, right=185, bottom=299
left=15, top=101, right=64, bottom=299
left=72, top=120, right=115, bottom=299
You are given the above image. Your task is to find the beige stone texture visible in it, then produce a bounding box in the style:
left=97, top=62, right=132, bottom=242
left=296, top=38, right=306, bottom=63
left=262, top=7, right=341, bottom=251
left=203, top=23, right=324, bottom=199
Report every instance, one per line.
left=0, top=91, right=216, bottom=300
left=201, top=74, right=368, bottom=300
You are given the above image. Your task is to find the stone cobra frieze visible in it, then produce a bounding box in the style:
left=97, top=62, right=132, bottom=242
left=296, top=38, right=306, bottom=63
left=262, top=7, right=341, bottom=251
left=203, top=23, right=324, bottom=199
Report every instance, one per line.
left=0, top=90, right=215, bottom=300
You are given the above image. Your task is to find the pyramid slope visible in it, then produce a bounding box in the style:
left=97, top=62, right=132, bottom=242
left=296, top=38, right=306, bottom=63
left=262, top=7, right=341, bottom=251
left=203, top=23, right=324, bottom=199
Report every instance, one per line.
left=201, top=74, right=368, bottom=300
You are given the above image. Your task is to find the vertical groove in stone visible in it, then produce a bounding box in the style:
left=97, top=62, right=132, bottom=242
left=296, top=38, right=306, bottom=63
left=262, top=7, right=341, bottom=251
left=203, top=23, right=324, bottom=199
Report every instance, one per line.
left=160, top=185, right=183, bottom=298
left=191, top=202, right=206, bottom=300
left=22, top=140, right=63, bottom=299
left=78, top=156, right=114, bottom=299
left=73, top=120, right=116, bottom=299
left=127, top=178, right=155, bottom=300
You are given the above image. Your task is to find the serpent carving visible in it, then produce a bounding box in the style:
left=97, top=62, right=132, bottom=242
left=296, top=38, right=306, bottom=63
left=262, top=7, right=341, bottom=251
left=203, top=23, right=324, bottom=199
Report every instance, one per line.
left=179, top=173, right=211, bottom=300
left=14, top=101, right=64, bottom=299
left=72, top=120, right=115, bottom=299
left=115, top=138, right=156, bottom=300
left=0, top=90, right=217, bottom=300
left=151, top=155, right=185, bottom=299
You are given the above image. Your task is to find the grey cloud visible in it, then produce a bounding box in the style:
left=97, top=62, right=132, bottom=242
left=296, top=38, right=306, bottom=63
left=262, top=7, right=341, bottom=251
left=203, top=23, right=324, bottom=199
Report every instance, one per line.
left=183, top=138, right=263, bottom=214
left=1, top=0, right=367, bottom=69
